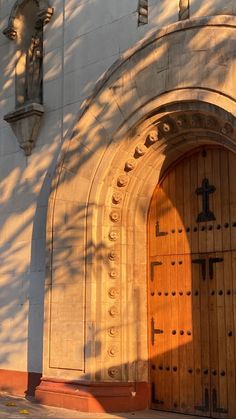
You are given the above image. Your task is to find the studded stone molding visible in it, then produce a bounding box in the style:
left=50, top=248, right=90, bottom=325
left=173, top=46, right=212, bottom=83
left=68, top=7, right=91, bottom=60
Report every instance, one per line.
left=110, top=211, right=121, bottom=223
left=104, top=106, right=236, bottom=380
left=109, top=114, right=234, bottom=191
left=109, top=269, right=119, bottom=279
left=105, top=127, right=159, bottom=379
left=108, top=230, right=119, bottom=241
left=3, top=0, right=54, bottom=39
left=157, top=112, right=234, bottom=139
left=108, top=250, right=119, bottom=261
left=108, top=306, right=119, bottom=318
left=108, top=327, right=119, bottom=338
left=145, top=130, right=159, bottom=146
left=138, top=0, right=148, bottom=26
left=112, top=192, right=122, bottom=205
left=125, top=159, right=136, bottom=172
left=179, top=0, right=189, bottom=21
left=108, top=346, right=119, bottom=357
left=108, top=287, right=120, bottom=299
left=135, top=144, right=146, bottom=157
left=117, top=175, right=129, bottom=187
left=108, top=366, right=120, bottom=378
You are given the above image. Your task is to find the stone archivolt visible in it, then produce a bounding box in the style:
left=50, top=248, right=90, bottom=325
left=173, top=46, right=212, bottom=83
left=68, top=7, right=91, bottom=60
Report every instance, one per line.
left=36, top=15, right=236, bottom=413
left=103, top=105, right=235, bottom=380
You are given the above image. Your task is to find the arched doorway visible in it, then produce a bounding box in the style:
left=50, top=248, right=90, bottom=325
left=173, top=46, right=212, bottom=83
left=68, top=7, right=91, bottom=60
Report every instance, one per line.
left=149, top=147, right=236, bottom=417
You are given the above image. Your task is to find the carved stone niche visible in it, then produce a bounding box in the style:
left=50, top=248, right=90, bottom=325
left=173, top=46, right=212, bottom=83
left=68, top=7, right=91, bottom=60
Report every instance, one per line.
left=3, top=0, right=54, bottom=155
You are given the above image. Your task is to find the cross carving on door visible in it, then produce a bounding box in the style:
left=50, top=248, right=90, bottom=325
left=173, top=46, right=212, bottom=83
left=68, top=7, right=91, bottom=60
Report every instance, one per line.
left=196, top=178, right=216, bottom=222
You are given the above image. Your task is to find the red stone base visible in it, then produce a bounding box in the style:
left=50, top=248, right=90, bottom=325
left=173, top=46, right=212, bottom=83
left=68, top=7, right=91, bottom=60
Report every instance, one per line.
left=0, top=369, right=41, bottom=396
left=35, top=378, right=149, bottom=413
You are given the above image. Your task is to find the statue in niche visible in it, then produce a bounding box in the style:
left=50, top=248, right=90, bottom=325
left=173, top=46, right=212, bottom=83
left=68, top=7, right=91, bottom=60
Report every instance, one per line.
left=25, top=29, right=43, bottom=104
left=3, top=0, right=53, bottom=155
left=3, top=0, right=53, bottom=107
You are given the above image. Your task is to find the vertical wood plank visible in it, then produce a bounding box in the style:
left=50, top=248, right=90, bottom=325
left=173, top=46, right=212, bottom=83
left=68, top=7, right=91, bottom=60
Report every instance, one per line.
left=230, top=251, right=236, bottom=418
left=183, top=254, right=195, bottom=413
left=200, top=253, right=210, bottom=417
left=190, top=152, right=199, bottom=254
left=220, top=151, right=230, bottom=251
left=197, top=151, right=207, bottom=254
left=228, top=152, right=236, bottom=250
left=191, top=255, right=203, bottom=414
left=212, top=149, right=222, bottom=252
left=205, top=150, right=214, bottom=253
left=216, top=252, right=227, bottom=415
left=171, top=254, right=180, bottom=412
left=183, top=158, right=191, bottom=254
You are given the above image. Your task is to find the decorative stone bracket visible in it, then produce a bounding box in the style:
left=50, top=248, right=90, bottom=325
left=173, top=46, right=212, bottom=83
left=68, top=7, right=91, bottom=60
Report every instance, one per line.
left=4, top=103, right=44, bottom=156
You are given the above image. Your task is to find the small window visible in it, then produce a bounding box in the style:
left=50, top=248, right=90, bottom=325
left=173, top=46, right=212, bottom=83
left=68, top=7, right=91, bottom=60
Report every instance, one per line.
left=138, top=0, right=148, bottom=26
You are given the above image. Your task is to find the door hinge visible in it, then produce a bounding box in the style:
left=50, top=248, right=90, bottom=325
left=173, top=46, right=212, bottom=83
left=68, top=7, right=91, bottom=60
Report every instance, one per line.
left=155, top=221, right=168, bottom=237
left=195, top=388, right=209, bottom=412
left=212, top=388, right=228, bottom=413
left=151, top=382, right=164, bottom=405
left=151, top=317, right=163, bottom=345
left=150, top=261, right=162, bottom=281
left=209, top=257, right=224, bottom=280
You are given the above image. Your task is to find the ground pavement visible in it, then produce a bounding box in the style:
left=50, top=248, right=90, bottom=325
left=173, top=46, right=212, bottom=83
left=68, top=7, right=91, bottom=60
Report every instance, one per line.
left=0, top=394, right=205, bottom=419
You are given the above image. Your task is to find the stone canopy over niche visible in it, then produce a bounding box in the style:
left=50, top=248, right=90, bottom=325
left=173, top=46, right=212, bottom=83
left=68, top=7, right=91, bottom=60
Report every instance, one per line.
left=3, top=0, right=53, bottom=156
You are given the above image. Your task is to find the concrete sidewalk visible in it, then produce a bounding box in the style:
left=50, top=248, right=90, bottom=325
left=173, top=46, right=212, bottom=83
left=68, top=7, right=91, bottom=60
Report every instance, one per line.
left=0, top=394, right=205, bottom=419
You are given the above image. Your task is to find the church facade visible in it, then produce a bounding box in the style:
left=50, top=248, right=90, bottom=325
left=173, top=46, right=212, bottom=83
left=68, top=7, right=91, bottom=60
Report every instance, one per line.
left=0, top=0, right=236, bottom=415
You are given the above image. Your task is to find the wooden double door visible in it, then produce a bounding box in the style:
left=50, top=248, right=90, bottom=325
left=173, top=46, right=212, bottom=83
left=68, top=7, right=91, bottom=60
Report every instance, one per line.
left=149, top=148, right=236, bottom=418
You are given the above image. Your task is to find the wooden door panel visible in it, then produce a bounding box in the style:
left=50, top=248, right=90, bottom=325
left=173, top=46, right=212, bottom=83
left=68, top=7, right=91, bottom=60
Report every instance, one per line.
left=212, top=149, right=223, bottom=253
left=150, top=254, right=207, bottom=415
left=229, top=154, right=236, bottom=250
left=220, top=151, right=231, bottom=252
left=151, top=149, right=236, bottom=257
left=149, top=148, right=236, bottom=418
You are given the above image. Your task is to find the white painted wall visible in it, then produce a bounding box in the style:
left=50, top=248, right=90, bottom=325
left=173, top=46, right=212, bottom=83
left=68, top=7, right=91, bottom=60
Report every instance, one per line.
left=0, top=0, right=234, bottom=373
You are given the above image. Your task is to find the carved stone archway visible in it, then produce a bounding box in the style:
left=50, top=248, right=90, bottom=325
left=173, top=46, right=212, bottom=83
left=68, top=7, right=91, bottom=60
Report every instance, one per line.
left=36, top=16, right=236, bottom=413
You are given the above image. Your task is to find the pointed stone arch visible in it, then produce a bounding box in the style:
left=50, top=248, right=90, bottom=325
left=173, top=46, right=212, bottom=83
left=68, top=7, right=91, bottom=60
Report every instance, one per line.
left=37, top=15, right=236, bottom=413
